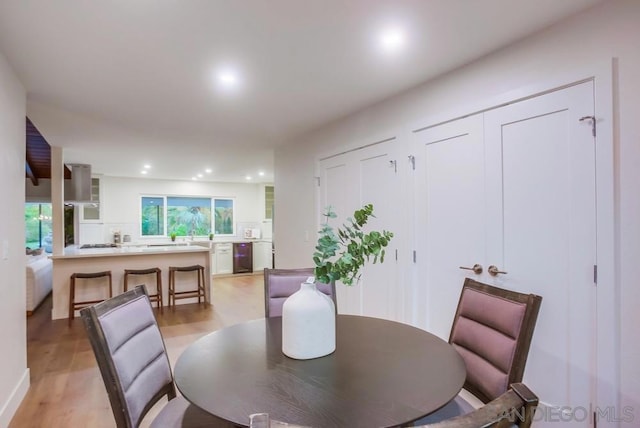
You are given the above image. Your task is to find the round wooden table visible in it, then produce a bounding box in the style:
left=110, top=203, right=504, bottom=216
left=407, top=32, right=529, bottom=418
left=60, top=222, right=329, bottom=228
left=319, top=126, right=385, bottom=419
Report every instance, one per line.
left=174, top=315, right=466, bottom=428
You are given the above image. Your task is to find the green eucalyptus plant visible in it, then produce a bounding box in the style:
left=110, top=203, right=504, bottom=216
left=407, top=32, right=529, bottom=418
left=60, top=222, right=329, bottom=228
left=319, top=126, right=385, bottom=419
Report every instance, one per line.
left=313, top=204, right=393, bottom=286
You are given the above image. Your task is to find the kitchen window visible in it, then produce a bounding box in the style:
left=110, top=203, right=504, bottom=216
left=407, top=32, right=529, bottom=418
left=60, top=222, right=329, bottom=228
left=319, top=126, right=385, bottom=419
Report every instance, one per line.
left=167, top=196, right=212, bottom=236
left=140, top=196, right=235, bottom=237
left=213, top=198, right=234, bottom=235
left=141, top=196, right=165, bottom=236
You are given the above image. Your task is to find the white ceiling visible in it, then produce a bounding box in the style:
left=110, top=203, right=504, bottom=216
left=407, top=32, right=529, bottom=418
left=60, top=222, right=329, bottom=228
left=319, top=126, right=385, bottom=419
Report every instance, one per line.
left=0, top=0, right=603, bottom=183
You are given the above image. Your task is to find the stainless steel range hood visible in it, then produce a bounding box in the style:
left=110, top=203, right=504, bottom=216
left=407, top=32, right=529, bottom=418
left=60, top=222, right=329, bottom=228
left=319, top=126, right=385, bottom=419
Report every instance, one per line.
left=64, top=164, right=93, bottom=203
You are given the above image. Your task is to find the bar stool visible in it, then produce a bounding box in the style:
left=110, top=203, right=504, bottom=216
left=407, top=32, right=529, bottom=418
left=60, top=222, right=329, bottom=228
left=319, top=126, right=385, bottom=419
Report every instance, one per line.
left=168, top=265, right=206, bottom=308
left=124, top=268, right=163, bottom=311
left=69, top=270, right=112, bottom=325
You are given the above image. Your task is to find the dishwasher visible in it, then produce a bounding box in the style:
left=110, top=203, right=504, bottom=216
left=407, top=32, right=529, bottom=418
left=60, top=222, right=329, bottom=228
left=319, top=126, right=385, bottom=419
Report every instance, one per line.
left=233, top=242, right=253, bottom=274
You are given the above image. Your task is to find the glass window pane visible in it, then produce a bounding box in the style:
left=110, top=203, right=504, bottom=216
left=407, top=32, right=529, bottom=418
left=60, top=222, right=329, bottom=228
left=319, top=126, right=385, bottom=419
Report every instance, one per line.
left=25, top=203, right=53, bottom=251
left=214, top=199, right=234, bottom=235
left=167, top=197, right=212, bottom=237
left=141, top=197, right=165, bottom=236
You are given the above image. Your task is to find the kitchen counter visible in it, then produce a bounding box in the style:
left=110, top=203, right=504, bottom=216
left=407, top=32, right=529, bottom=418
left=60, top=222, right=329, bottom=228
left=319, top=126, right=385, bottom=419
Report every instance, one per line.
left=50, top=245, right=211, bottom=320
left=51, top=245, right=209, bottom=259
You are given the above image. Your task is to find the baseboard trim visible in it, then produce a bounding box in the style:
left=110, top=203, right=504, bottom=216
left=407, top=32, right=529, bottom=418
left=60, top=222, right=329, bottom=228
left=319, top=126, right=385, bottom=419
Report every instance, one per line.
left=0, top=368, right=30, bottom=427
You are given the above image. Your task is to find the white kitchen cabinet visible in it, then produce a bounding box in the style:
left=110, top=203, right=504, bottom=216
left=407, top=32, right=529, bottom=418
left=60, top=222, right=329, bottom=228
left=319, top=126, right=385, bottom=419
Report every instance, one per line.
left=252, top=241, right=272, bottom=272
left=214, top=243, right=233, bottom=274
left=80, top=177, right=102, bottom=222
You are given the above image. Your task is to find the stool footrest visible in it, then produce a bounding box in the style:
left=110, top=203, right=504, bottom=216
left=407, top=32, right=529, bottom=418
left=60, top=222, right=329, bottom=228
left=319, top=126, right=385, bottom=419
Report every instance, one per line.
left=72, top=299, right=106, bottom=309
left=171, top=290, right=205, bottom=296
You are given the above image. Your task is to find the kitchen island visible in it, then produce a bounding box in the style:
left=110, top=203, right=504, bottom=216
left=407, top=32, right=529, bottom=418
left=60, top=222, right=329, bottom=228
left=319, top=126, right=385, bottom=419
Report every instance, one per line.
left=50, top=245, right=211, bottom=320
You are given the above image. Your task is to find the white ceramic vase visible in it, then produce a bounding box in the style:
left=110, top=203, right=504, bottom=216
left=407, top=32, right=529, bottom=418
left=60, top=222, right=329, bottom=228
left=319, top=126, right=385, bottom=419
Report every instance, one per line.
left=282, top=281, right=336, bottom=359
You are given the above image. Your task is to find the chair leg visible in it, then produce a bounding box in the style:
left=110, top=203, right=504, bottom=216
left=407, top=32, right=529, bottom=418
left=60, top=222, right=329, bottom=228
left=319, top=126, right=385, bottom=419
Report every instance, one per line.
left=68, top=277, right=75, bottom=325
left=157, top=270, right=163, bottom=312
left=168, top=270, right=174, bottom=308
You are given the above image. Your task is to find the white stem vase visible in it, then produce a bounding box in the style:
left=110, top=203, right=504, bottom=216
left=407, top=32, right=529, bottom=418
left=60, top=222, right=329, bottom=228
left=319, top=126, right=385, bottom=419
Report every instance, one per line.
left=282, top=281, right=336, bottom=359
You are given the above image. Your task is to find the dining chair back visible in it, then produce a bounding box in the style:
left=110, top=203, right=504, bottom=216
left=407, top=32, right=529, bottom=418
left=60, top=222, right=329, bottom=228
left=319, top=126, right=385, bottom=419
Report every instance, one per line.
left=450, top=278, right=542, bottom=404
left=81, top=285, right=228, bottom=427
left=263, top=268, right=336, bottom=317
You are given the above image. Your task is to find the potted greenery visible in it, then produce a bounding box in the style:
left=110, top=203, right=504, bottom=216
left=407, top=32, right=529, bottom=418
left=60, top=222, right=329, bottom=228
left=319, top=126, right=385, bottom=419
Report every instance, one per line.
left=170, top=232, right=177, bottom=242
left=282, top=203, right=393, bottom=360
left=208, top=232, right=214, bottom=241
left=313, top=203, right=393, bottom=286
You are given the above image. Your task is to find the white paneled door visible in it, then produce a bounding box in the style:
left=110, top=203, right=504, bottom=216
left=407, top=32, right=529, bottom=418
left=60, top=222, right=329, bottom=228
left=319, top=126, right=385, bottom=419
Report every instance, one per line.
left=485, top=82, right=596, bottom=424
left=318, top=139, right=402, bottom=320
left=414, top=81, right=596, bottom=425
left=413, top=114, right=486, bottom=338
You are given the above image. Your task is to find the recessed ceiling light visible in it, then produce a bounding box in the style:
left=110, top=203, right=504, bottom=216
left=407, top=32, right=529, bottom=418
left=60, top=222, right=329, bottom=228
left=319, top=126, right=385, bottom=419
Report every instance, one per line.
left=217, top=69, right=240, bottom=89
left=141, top=170, right=148, bottom=175
left=192, top=177, right=197, bottom=180
left=205, top=168, right=212, bottom=174
left=379, top=28, right=406, bottom=52
left=258, top=171, right=265, bottom=176
left=245, top=176, right=252, bottom=180
left=197, top=173, right=203, bottom=178
left=143, top=164, right=151, bottom=169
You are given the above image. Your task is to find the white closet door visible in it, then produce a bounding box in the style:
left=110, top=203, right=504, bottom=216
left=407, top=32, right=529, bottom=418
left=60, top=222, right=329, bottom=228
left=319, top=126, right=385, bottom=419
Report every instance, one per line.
left=318, top=156, right=359, bottom=314
left=318, top=139, right=401, bottom=319
left=357, top=145, right=401, bottom=320
left=484, top=81, right=596, bottom=421
left=413, top=115, right=486, bottom=338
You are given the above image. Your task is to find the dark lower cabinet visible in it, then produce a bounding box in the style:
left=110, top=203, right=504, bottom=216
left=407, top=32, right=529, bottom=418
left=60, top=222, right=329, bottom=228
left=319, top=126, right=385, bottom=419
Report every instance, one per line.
left=233, top=242, right=253, bottom=274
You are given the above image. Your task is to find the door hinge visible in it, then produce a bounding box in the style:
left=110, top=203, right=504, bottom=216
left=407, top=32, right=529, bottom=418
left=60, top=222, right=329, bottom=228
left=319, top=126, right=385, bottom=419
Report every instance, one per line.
left=389, top=160, right=397, bottom=173
left=395, top=249, right=398, bottom=261
left=412, top=250, right=417, bottom=263
left=579, top=115, right=596, bottom=137
left=314, top=176, right=320, bottom=187
left=408, top=155, right=415, bottom=170
left=593, top=265, right=598, bottom=285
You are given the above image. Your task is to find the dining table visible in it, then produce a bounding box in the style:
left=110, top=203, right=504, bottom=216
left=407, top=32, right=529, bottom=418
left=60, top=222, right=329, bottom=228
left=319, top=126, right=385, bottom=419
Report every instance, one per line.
left=174, top=314, right=466, bottom=428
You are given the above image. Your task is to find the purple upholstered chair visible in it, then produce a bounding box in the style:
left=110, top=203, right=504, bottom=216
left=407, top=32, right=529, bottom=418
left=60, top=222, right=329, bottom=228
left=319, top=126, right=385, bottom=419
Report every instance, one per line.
left=80, top=285, right=231, bottom=428
left=263, top=268, right=336, bottom=317
left=415, top=278, right=542, bottom=425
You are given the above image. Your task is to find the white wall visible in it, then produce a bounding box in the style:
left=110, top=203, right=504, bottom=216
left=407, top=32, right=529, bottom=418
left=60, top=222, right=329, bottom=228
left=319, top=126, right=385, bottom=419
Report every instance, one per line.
left=275, top=0, right=639, bottom=419
left=81, top=176, right=266, bottom=243
left=0, top=50, right=29, bottom=425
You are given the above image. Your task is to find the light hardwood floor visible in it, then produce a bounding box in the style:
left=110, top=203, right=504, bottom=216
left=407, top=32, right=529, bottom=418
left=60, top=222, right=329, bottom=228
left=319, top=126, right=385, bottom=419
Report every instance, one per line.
left=10, top=274, right=265, bottom=428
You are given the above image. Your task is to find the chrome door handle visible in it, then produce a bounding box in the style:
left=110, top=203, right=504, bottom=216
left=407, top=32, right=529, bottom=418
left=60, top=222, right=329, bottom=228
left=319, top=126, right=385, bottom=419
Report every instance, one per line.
left=459, top=264, right=483, bottom=274
left=488, top=265, right=507, bottom=276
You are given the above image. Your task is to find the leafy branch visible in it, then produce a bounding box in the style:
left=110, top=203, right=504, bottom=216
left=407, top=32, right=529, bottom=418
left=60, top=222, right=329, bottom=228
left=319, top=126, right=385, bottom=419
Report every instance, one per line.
left=313, top=204, right=394, bottom=286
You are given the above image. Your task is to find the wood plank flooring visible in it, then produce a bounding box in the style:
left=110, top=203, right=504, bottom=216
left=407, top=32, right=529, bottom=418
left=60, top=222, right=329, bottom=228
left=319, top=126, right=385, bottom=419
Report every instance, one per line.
left=9, top=274, right=265, bottom=428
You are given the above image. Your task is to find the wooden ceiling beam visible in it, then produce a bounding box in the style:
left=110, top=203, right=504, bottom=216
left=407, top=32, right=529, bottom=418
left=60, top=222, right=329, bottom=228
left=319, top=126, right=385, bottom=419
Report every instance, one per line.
left=25, top=156, right=39, bottom=186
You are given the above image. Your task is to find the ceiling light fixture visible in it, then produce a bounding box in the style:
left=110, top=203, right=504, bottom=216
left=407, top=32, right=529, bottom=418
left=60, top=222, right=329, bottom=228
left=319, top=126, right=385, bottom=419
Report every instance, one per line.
left=143, top=164, right=151, bottom=169
left=205, top=168, right=212, bottom=174
left=141, top=170, right=148, bottom=175
left=379, top=28, right=406, bottom=52
left=258, top=171, right=265, bottom=176
left=192, top=177, right=197, bottom=181
left=245, top=176, right=252, bottom=180
left=217, top=69, right=240, bottom=89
